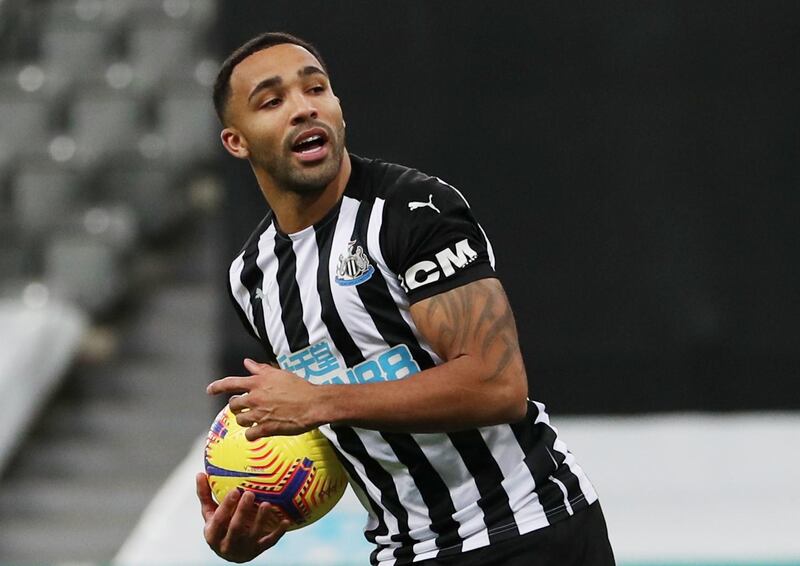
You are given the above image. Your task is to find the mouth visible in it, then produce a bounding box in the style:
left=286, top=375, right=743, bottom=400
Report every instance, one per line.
left=290, top=127, right=330, bottom=163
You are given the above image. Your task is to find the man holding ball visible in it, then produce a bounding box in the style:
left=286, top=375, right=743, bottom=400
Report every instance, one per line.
left=197, top=31, right=614, bottom=566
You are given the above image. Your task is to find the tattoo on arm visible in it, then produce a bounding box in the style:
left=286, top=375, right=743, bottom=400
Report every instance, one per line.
left=417, top=278, right=523, bottom=381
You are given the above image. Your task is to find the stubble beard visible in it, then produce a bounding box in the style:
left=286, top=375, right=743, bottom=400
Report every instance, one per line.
left=255, top=121, right=346, bottom=196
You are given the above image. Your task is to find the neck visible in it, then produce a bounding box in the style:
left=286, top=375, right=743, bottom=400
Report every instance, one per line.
left=256, top=151, right=352, bottom=234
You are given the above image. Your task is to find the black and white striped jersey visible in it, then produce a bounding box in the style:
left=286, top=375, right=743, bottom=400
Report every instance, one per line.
left=227, top=154, right=598, bottom=565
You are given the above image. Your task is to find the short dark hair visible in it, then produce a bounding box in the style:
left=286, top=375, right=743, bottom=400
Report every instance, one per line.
left=212, top=32, right=328, bottom=124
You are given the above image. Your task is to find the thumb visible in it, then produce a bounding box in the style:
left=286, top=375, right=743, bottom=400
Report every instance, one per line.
left=243, top=358, right=268, bottom=373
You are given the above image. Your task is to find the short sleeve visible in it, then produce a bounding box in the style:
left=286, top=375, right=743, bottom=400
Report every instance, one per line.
left=380, top=173, right=495, bottom=304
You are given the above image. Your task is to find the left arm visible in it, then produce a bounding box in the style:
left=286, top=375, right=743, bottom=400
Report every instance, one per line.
left=209, top=277, right=529, bottom=438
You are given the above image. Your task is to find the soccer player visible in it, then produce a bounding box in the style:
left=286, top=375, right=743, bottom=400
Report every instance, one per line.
left=196, top=32, right=615, bottom=565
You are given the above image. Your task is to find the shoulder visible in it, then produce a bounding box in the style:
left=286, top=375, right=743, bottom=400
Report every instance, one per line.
left=348, top=154, right=459, bottom=206
left=232, top=211, right=274, bottom=262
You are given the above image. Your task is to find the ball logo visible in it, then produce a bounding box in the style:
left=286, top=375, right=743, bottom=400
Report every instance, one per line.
left=400, top=238, right=478, bottom=291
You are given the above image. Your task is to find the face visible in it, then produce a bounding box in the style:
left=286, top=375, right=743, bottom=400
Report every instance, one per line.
left=222, top=44, right=346, bottom=194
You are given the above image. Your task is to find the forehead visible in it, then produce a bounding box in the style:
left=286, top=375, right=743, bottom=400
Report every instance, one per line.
left=230, top=43, right=324, bottom=95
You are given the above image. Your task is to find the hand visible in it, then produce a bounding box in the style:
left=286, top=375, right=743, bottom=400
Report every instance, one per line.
left=207, top=358, right=321, bottom=439
left=196, top=472, right=289, bottom=563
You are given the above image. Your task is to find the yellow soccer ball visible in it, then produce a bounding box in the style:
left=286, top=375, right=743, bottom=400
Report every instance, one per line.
left=204, top=405, right=348, bottom=531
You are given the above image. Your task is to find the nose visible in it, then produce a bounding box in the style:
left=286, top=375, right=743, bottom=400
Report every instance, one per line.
left=289, top=92, right=318, bottom=126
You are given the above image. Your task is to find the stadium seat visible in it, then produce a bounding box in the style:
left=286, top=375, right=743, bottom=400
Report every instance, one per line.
left=43, top=0, right=134, bottom=29
left=78, top=204, right=139, bottom=253
left=0, top=213, right=30, bottom=281
left=39, top=22, right=113, bottom=77
left=99, top=156, right=186, bottom=240
left=157, top=83, right=218, bottom=164
left=123, top=0, right=216, bottom=29
left=0, top=62, right=67, bottom=98
left=0, top=91, right=53, bottom=154
left=44, top=232, right=124, bottom=314
left=10, top=158, right=83, bottom=238
left=68, top=84, right=143, bottom=163
left=0, top=138, right=11, bottom=183
left=0, top=0, right=224, bottom=560
left=126, top=23, right=197, bottom=90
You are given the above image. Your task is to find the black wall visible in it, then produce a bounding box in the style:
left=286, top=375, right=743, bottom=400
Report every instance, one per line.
left=216, top=2, right=800, bottom=414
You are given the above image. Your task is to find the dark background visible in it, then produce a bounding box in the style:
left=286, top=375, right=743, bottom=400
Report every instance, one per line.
left=215, top=1, right=800, bottom=415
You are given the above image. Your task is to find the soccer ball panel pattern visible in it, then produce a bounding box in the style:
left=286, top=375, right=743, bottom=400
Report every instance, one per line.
left=204, top=406, right=348, bottom=530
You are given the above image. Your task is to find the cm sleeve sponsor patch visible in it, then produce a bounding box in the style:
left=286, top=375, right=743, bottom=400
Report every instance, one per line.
left=380, top=174, right=496, bottom=304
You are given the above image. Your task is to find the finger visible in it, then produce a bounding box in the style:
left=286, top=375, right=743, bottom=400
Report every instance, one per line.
left=228, top=393, right=251, bottom=413
left=257, top=515, right=290, bottom=551
left=207, top=376, right=253, bottom=396
left=204, top=489, right=241, bottom=545
left=252, top=502, right=277, bottom=535
left=245, top=422, right=273, bottom=441
left=257, top=503, right=288, bottom=532
left=228, top=490, right=258, bottom=533
left=235, top=410, right=257, bottom=428
left=196, top=473, right=218, bottom=521
left=244, top=358, right=270, bottom=372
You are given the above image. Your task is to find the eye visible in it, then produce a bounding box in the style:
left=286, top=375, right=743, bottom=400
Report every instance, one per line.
left=309, top=85, right=326, bottom=94
left=261, top=98, right=281, bottom=109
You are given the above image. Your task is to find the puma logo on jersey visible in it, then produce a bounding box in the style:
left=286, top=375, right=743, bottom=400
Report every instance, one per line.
left=400, top=238, right=478, bottom=291
left=407, top=194, right=440, bottom=214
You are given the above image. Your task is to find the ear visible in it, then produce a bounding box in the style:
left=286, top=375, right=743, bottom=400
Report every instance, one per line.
left=220, top=127, right=250, bottom=159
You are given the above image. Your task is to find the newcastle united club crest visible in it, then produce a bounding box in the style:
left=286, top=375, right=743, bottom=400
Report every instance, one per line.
left=335, top=240, right=375, bottom=286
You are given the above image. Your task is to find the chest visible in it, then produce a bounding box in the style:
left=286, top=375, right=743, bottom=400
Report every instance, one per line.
left=244, top=228, right=405, bottom=357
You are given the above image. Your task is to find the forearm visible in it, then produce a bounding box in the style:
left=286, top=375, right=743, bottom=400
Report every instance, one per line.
left=216, top=279, right=531, bottom=438
left=313, top=354, right=528, bottom=432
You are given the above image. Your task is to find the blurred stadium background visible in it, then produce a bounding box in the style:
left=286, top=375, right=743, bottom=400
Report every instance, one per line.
left=0, top=1, right=798, bottom=565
